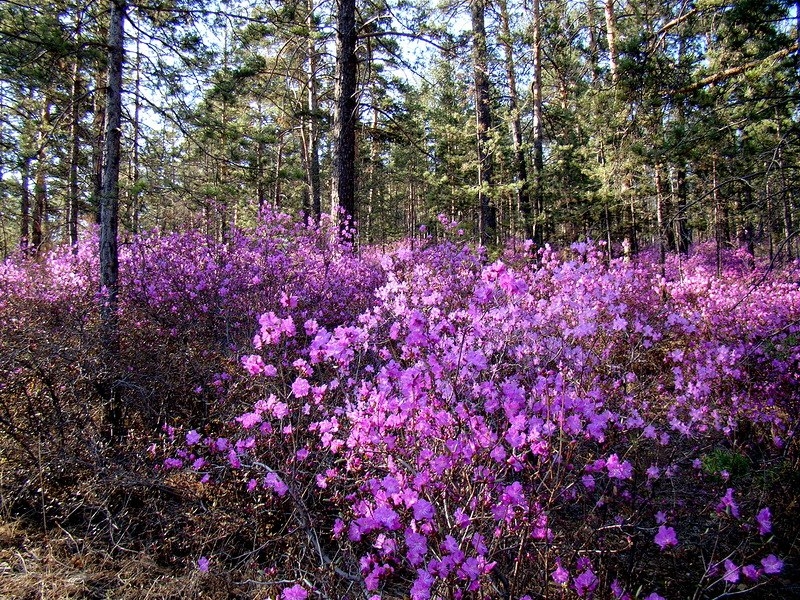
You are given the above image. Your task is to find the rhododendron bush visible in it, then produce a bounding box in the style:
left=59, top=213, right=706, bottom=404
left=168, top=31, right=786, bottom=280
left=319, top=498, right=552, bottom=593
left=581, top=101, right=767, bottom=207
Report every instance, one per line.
left=1, top=212, right=798, bottom=599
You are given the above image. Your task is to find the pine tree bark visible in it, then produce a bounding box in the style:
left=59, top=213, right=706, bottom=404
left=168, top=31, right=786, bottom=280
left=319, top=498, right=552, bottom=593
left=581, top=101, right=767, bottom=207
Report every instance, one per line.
left=306, top=0, right=322, bottom=222
left=131, top=31, right=142, bottom=235
left=497, top=0, right=532, bottom=239
left=20, top=156, right=31, bottom=250
left=531, top=0, right=544, bottom=245
left=604, top=0, right=620, bottom=86
left=68, top=33, right=83, bottom=246
left=32, top=101, right=49, bottom=251
left=331, top=0, right=358, bottom=235
left=472, top=0, right=495, bottom=246
left=100, top=0, right=125, bottom=335
left=91, top=67, right=106, bottom=225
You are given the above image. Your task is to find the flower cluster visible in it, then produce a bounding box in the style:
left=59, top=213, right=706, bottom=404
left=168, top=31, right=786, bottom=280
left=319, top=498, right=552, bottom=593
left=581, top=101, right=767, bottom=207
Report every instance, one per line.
left=160, top=236, right=796, bottom=598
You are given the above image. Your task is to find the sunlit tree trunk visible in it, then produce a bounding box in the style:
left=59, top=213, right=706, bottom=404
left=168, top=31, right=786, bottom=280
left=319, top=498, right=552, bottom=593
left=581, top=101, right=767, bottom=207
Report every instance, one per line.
left=331, top=0, right=358, bottom=234
left=497, top=0, right=531, bottom=239
left=472, top=0, right=495, bottom=246
left=68, top=17, right=83, bottom=246
left=531, top=0, right=544, bottom=245
left=32, top=101, right=50, bottom=250
left=306, top=0, right=322, bottom=222
left=131, top=30, right=142, bottom=235
left=604, top=0, right=620, bottom=86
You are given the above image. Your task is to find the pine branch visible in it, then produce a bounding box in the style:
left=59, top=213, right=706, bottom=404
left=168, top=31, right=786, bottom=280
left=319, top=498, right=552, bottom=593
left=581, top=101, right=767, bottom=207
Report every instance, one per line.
left=672, top=43, right=798, bottom=95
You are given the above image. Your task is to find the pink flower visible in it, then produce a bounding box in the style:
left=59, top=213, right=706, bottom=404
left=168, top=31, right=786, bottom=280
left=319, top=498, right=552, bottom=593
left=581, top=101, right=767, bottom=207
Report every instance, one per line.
left=236, top=411, right=262, bottom=429
left=654, top=525, right=678, bottom=550
left=292, top=377, right=311, bottom=398
left=761, top=554, right=783, bottom=575
left=551, top=561, right=570, bottom=585
left=756, top=507, right=772, bottom=535
left=264, top=472, right=289, bottom=497
left=281, top=584, right=308, bottom=600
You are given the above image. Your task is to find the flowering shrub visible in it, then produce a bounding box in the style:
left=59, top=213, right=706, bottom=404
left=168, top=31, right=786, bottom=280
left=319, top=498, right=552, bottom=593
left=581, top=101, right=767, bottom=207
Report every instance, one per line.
left=1, top=214, right=797, bottom=598
left=163, top=238, right=799, bottom=598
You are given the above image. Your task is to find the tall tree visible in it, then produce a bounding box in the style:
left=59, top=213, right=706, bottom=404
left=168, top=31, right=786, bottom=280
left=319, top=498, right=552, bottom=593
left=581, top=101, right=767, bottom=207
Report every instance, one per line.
left=331, top=0, right=358, bottom=233
left=471, top=0, right=495, bottom=246
left=99, top=0, right=125, bottom=338
left=496, top=0, right=532, bottom=239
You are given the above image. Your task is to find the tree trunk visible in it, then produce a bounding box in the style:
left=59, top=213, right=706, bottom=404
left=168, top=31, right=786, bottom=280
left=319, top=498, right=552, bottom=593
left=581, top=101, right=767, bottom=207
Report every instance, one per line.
left=131, top=30, right=142, bottom=235
left=531, top=0, right=545, bottom=245
left=20, top=156, right=31, bottom=250
left=331, top=0, right=358, bottom=235
left=92, top=67, right=106, bottom=225
left=33, top=101, right=49, bottom=251
left=497, top=0, right=532, bottom=239
left=68, top=17, right=83, bottom=247
left=603, top=0, right=620, bottom=86
left=306, top=0, right=322, bottom=222
left=472, top=0, right=495, bottom=246
left=587, top=0, right=599, bottom=81
left=100, top=0, right=125, bottom=335
left=654, top=163, right=667, bottom=266
left=257, top=139, right=266, bottom=209
left=674, top=166, right=690, bottom=253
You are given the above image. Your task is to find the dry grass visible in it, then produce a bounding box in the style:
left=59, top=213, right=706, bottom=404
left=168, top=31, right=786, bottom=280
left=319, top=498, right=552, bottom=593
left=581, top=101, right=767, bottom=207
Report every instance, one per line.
left=0, top=519, right=283, bottom=600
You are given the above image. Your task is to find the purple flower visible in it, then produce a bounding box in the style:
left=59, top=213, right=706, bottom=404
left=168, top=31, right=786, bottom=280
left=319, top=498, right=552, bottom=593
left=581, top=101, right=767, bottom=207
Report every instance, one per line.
left=717, top=488, right=740, bottom=518
left=723, top=559, right=739, bottom=583
left=410, top=568, right=434, bottom=600
left=606, top=453, right=633, bottom=479
left=281, top=584, right=308, bottom=600
left=574, top=568, right=598, bottom=597
left=756, top=507, right=772, bottom=535
left=405, top=530, right=428, bottom=566
left=551, top=561, right=570, bottom=585
left=236, top=411, right=262, bottom=429
left=644, top=594, right=665, bottom=600
left=197, top=556, right=209, bottom=572
left=292, top=377, right=311, bottom=398
left=412, top=499, right=435, bottom=521
left=654, top=525, right=678, bottom=550
left=761, top=554, right=783, bottom=575
left=264, top=472, right=289, bottom=497
left=185, top=430, right=201, bottom=445
left=742, top=564, right=760, bottom=580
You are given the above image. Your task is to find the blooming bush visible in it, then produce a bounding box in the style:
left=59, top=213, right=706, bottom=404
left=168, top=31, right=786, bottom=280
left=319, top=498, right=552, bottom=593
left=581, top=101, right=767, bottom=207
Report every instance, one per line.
left=163, top=238, right=799, bottom=598
left=1, top=214, right=797, bottom=598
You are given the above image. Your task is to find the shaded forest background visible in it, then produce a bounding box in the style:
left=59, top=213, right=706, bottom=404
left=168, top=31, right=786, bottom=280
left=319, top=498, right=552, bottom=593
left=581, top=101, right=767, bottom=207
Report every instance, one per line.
left=0, top=0, right=798, bottom=258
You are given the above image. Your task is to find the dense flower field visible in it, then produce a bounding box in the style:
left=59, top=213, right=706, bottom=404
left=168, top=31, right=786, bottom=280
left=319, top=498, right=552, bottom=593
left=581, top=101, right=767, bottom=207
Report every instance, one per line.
left=1, top=212, right=798, bottom=599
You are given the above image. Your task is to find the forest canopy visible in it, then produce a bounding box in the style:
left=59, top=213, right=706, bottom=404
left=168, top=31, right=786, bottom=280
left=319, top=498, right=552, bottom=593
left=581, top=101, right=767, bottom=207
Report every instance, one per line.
left=0, top=0, right=798, bottom=257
